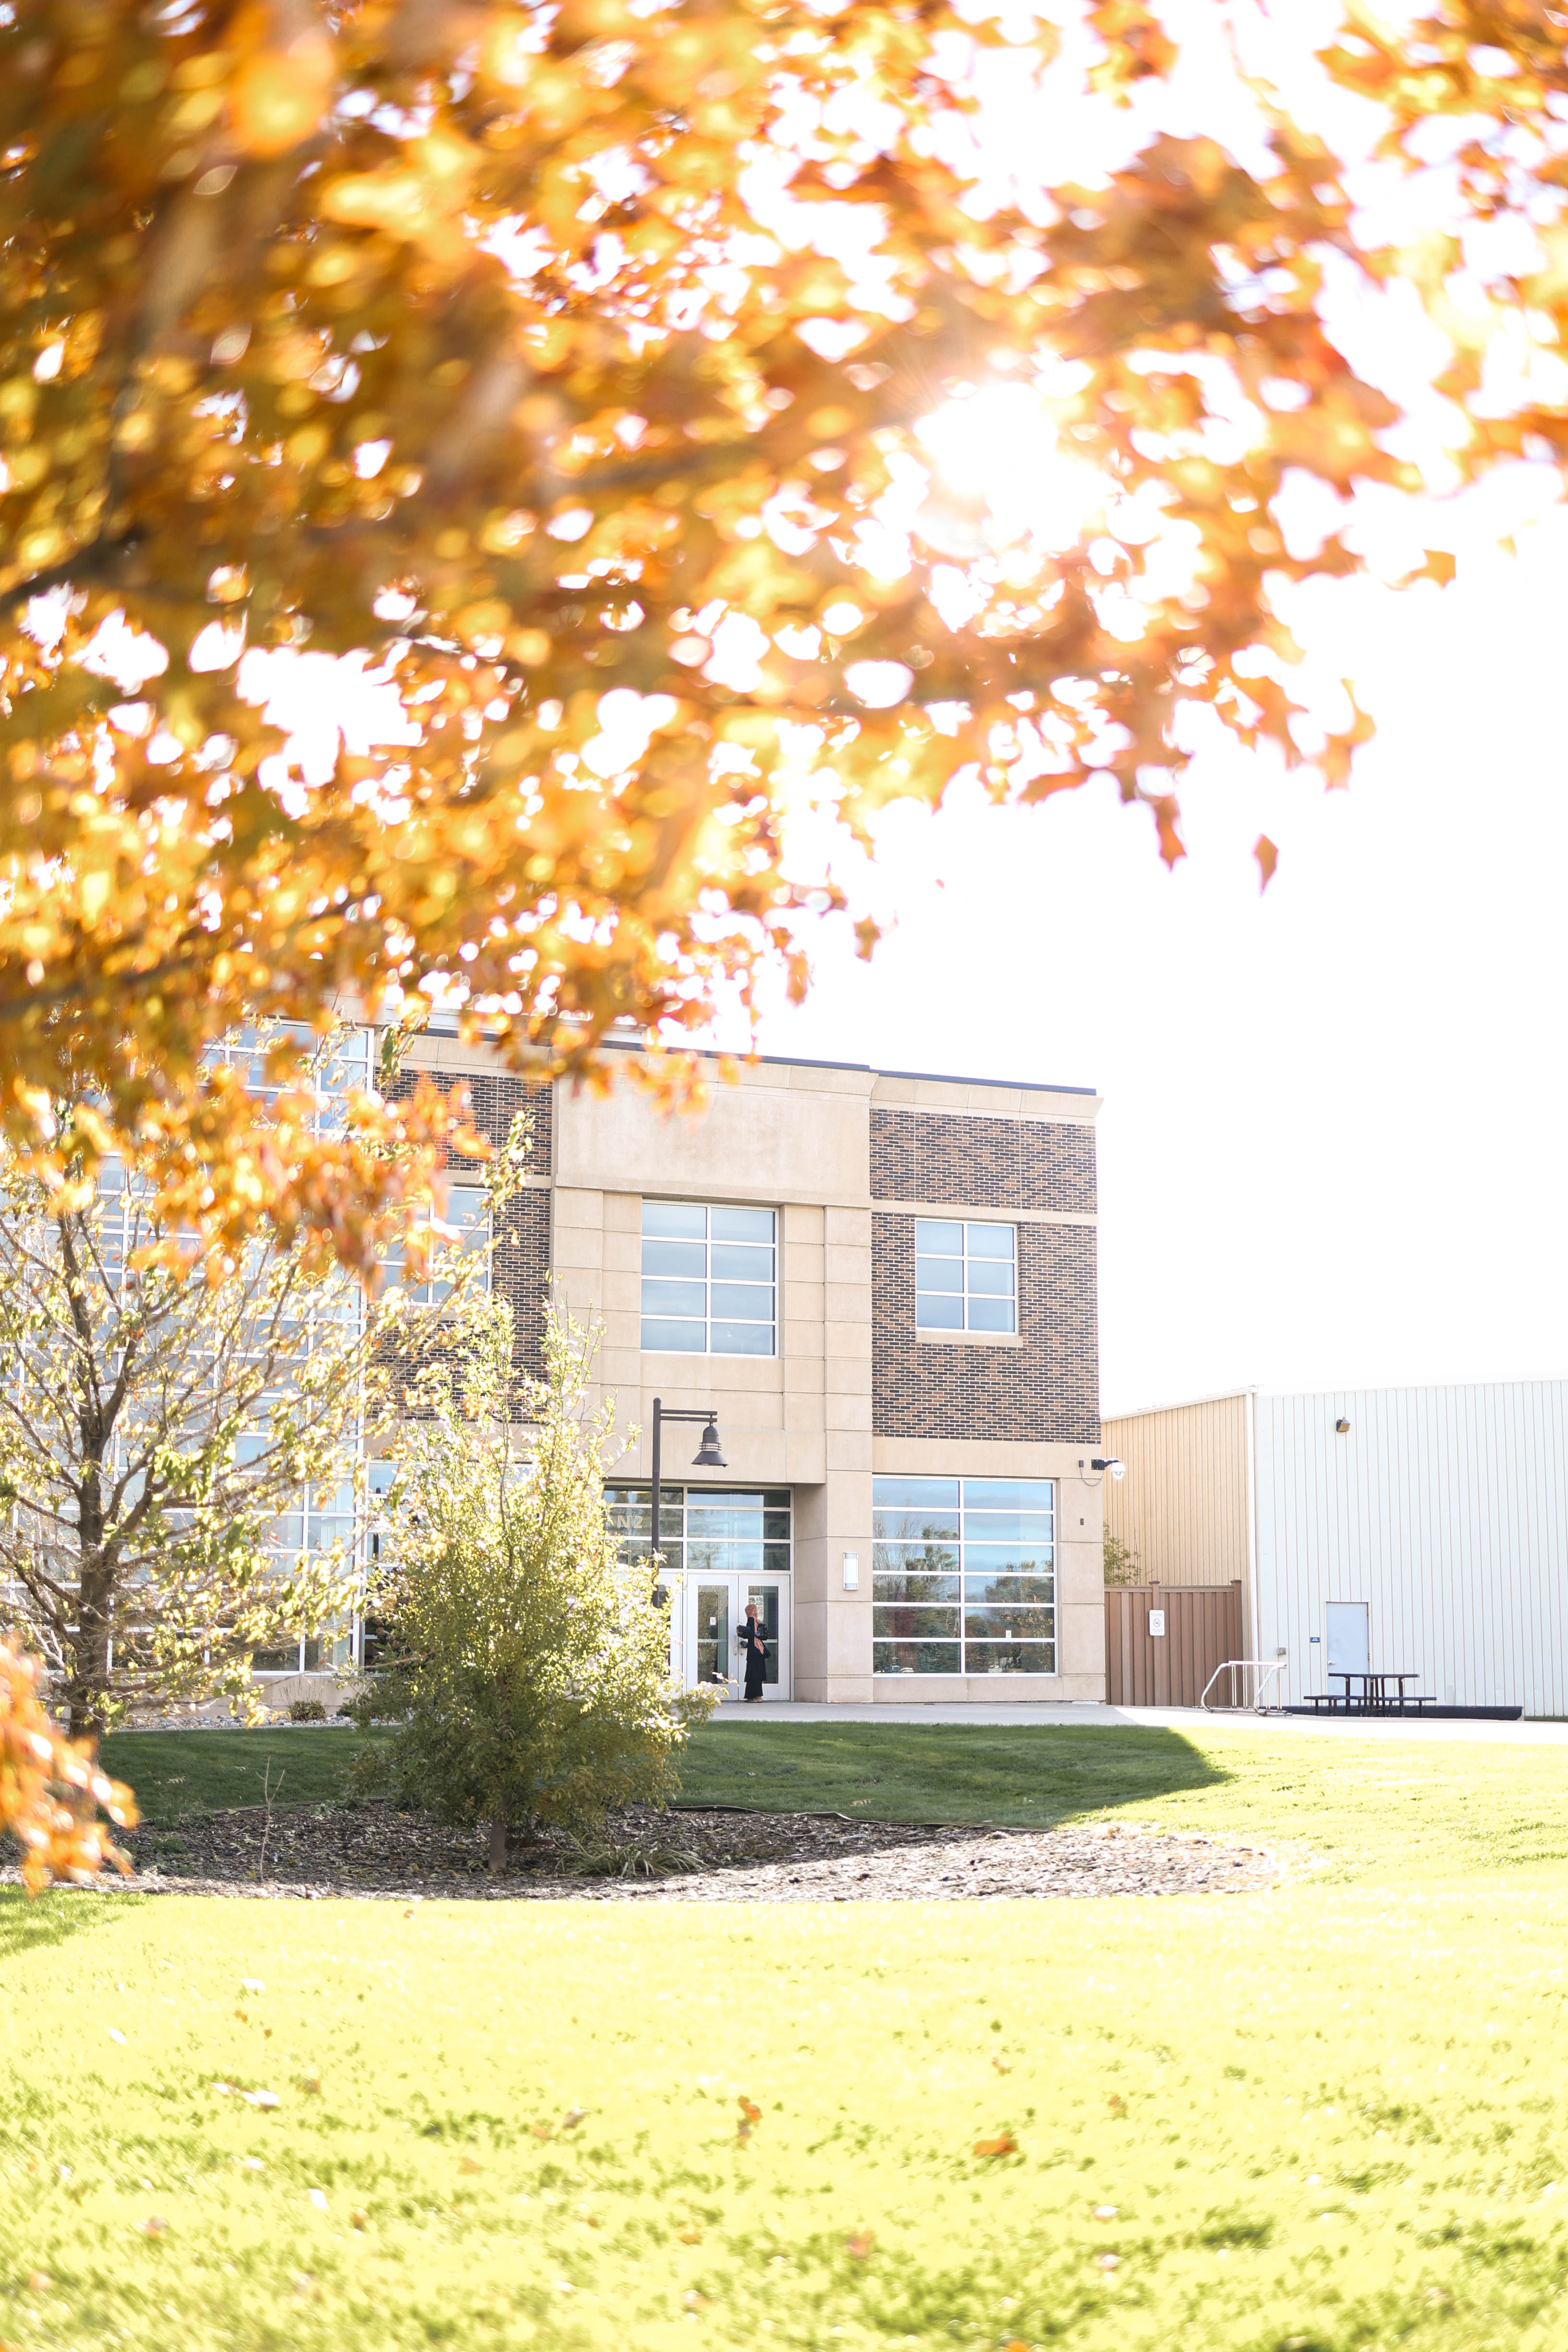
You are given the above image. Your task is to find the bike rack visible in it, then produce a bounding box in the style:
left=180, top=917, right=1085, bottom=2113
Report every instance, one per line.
left=1201, top=1659, right=1287, bottom=1714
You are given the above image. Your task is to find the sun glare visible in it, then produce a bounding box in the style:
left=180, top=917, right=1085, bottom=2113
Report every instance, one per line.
left=914, top=382, right=1106, bottom=559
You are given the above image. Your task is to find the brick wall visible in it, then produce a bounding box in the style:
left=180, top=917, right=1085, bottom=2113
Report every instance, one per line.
left=872, top=1214, right=1101, bottom=1444
left=870, top=1107, right=1095, bottom=1214
left=387, top=1060, right=552, bottom=1379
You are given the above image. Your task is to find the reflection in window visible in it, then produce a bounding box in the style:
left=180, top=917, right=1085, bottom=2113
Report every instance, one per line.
left=606, top=1486, right=791, bottom=1580
left=915, top=1219, right=1017, bottom=1333
left=873, top=1475, right=1053, bottom=1677
left=640, top=1201, right=776, bottom=1356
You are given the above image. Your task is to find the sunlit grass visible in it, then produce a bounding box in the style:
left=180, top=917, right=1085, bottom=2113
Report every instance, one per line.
left=5, top=1878, right=1568, bottom=2350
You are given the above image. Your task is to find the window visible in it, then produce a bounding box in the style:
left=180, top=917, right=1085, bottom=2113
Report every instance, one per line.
left=915, top=1220, right=1017, bottom=1333
left=606, top=1486, right=791, bottom=1578
left=872, top=1476, right=1054, bottom=1677
left=640, top=1201, right=776, bottom=1355
left=383, top=1181, right=490, bottom=1304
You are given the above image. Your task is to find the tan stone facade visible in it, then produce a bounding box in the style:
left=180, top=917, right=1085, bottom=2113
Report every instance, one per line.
left=401, top=1038, right=1107, bottom=1705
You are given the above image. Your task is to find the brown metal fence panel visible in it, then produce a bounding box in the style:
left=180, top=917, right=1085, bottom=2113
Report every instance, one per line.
left=1104, top=1583, right=1244, bottom=1707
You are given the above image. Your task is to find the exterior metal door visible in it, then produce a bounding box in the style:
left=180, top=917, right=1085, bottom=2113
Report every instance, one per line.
left=1325, top=1600, right=1370, bottom=1680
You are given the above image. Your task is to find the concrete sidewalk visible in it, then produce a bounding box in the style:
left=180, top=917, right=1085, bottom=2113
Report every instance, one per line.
left=713, top=1700, right=1568, bottom=1746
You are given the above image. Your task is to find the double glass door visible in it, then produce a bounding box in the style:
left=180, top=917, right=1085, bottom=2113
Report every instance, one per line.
left=685, top=1574, right=790, bottom=1702
left=606, top=1483, right=794, bottom=1703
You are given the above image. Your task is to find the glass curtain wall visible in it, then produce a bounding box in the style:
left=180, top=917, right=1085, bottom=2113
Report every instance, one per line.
left=873, top=1476, right=1055, bottom=1675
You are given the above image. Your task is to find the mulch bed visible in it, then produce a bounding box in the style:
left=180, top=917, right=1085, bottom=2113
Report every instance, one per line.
left=104, top=1801, right=1277, bottom=1903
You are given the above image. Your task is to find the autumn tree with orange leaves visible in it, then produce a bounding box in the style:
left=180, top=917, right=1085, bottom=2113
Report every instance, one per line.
left=1, top=1640, right=136, bottom=1893
left=0, top=0, right=1562, bottom=1256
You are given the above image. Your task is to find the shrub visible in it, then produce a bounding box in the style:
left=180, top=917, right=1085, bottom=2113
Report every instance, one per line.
left=1103, top=1532, right=1143, bottom=1587
left=288, top=1700, right=328, bottom=1724
left=350, top=1302, right=712, bottom=1867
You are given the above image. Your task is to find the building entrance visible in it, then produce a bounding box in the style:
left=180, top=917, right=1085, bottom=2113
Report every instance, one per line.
left=608, top=1483, right=793, bottom=1702
left=683, top=1573, right=790, bottom=1701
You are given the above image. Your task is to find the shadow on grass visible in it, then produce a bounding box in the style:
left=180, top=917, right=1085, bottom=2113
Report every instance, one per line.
left=0, top=1881, right=138, bottom=1960
left=674, top=1721, right=1232, bottom=1828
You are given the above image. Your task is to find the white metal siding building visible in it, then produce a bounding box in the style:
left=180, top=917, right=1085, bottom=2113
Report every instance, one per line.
left=1104, top=1383, right=1568, bottom=1717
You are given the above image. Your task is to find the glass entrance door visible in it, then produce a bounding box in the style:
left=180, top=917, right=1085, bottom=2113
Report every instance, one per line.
left=681, top=1573, right=790, bottom=1702
left=607, top=1484, right=793, bottom=1702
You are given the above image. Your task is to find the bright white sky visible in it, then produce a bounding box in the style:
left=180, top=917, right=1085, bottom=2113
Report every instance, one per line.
left=742, top=500, right=1568, bottom=1415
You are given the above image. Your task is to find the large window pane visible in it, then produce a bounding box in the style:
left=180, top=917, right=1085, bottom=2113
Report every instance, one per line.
left=711, top=1243, right=773, bottom=1281
left=873, top=1476, right=1055, bottom=1676
left=966, top=1642, right=1054, bottom=1676
left=873, top=1606, right=961, bottom=1639
left=641, top=1202, right=776, bottom=1355
left=874, top=1640, right=961, bottom=1675
left=642, top=1239, right=707, bottom=1277
left=640, top=1318, right=705, bottom=1352
left=643, top=1200, right=707, bottom=1239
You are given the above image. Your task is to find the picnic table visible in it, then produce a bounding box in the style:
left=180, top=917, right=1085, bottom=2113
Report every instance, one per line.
left=1302, top=1670, right=1435, bottom=1715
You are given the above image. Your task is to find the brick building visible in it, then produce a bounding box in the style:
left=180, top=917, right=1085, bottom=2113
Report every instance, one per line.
left=397, top=1035, right=1108, bottom=1706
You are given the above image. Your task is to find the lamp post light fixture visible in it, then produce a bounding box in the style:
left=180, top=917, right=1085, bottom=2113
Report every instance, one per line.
left=1077, top=1456, right=1126, bottom=1487
left=648, top=1396, right=726, bottom=1570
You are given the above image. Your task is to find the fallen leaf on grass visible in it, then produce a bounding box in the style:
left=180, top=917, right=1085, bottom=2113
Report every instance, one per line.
left=846, top=2230, right=875, bottom=2260
left=1107, top=2094, right=1125, bottom=2114
left=458, top=2156, right=483, bottom=2175
left=738, top=2097, right=761, bottom=2123
left=991, top=2057, right=1011, bottom=2074
left=24, top=2273, right=51, bottom=2294
left=1097, top=2252, right=1121, bottom=2272
left=1094, top=2204, right=1118, bottom=2220
left=678, top=2226, right=703, bottom=2245
left=140, top=2218, right=167, bottom=2241
left=351, top=2209, right=369, bottom=2232
left=974, top=2133, right=1018, bottom=2159
left=561, top=2108, right=587, bottom=2131
left=683, top=2289, right=710, bottom=2313
left=243, top=2090, right=280, bottom=2110
left=299, top=2072, right=322, bottom=2095
left=530, top=2125, right=552, bottom=2141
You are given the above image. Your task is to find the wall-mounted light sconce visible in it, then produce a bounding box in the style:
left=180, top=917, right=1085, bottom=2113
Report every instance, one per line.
left=1078, top=1456, right=1126, bottom=1487
left=841, top=1551, right=860, bottom=1591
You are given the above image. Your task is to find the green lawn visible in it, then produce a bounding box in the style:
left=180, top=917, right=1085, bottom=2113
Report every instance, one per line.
left=104, top=1715, right=1568, bottom=1887
left=4, top=1720, right=1566, bottom=2351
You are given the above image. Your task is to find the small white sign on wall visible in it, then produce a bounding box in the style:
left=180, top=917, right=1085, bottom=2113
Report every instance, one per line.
left=1148, top=1609, right=1166, bottom=1638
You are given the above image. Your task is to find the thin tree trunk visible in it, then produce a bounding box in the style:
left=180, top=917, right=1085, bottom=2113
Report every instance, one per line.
left=66, top=1554, right=112, bottom=1743
left=489, top=1795, right=508, bottom=1873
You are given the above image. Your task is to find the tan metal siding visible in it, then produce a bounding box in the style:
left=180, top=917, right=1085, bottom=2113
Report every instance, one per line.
left=1103, top=1584, right=1245, bottom=1707
left=1102, top=1395, right=1251, bottom=1587
left=1253, top=1383, right=1568, bottom=1716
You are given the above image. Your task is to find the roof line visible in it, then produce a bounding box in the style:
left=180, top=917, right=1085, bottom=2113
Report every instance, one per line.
left=596, top=1033, right=1097, bottom=1096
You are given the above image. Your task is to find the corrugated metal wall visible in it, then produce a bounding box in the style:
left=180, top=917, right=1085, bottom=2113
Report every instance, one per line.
left=1253, top=1385, right=1568, bottom=1716
left=1105, top=1583, right=1245, bottom=1707
left=1102, top=1393, right=1252, bottom=1587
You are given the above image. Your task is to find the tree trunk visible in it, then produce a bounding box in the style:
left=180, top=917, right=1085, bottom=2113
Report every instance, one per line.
left=489, top=1796, right=508, bottom=1873
left=66, top=1552, right=113, bottom=1744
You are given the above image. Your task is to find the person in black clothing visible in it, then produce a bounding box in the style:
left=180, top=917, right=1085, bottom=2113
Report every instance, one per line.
left=738, top=1603, right=768, bottom=1702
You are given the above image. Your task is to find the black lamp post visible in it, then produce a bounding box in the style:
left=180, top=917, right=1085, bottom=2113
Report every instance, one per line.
left=649, top=1397, right=726, bottom=1569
